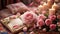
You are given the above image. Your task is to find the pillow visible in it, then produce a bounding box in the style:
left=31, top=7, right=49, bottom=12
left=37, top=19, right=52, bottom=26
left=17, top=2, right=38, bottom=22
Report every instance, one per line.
left=0, top=9, right=12, bottom=18
left=6, top=2, right=29, bottom=14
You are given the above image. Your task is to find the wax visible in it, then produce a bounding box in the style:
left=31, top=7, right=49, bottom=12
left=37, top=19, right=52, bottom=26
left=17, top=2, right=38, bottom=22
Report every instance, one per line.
left=43, top=2, right=48, bottom=10
left=52, top=3, right=59, bottom=10
left=38, top=5, right=44, bottom=14
left=49, top=8, right=56, bottom=15
left=47, top=0, right=54, bottom=8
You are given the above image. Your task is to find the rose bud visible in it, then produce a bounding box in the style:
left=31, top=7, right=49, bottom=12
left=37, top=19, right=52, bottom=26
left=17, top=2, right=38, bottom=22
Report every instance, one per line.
left=49, top=15, right=56, bottom=20
left=29, top=31, right=35, bottom=34
left=23, top=27, right=27, bottom=32
left=37, top=14, right=46, bottom=20
left=50, top=24, right=56, bottom=30
left=57, top=15, right=60, bottom=19
left=20, top=11, right=37, bottom=24
left=37, top=19, right=45, bottom=27
left=45, top=19, right=52, bottom=26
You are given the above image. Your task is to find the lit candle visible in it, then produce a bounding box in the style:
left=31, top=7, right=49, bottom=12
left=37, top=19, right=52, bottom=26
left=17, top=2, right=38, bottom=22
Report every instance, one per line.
left=47, top=0, right=54, bottom=8
left=43, top=2, right=48, bottom=10
left=38, top=5, right=44, bottom=14
left=49, top=8, right=56, bottom=15
left=52, top=3, right=59, bottom=10
left=38, top=5, right=43, bottom=10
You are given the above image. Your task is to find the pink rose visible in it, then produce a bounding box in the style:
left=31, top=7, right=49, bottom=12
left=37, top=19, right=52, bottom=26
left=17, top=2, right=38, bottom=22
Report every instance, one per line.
left=25, top=13, right=33, bottom=20
left=50, top=24, right=56, bottom=30
left=37, top=14, right=46, bottom=20
left=49, top=15, right=56, bottom=20
left=21, top=12, right=37, bottom=24
left=37, top=19, right=45, bottom=27
left=45, top=19, right=52, bottom=26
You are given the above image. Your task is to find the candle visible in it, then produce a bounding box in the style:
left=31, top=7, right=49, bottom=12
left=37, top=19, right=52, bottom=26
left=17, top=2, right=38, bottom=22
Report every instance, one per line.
left=49, top=8, right=56, bottom=15
left=43, top=2, right=48, bottom=10
left=47, top=3, right=52, bottom=8
left=38, top=5, right=43, bottom=10
left=47, top=0, right=54, bottom=8
left=38, top=5, right=44, bottom=14
left=47, top=0, right=52, bottom=5
left=47, top=0, right=54, bottom=4
left=52, top=3, right=59, bottom=10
